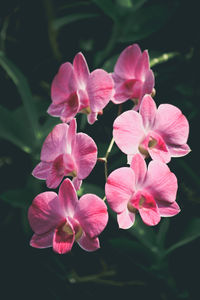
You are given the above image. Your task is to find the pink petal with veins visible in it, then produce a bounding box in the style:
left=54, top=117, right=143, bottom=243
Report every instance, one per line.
left=28, top=191, right=64, bottom=235
left=130, top=153, right=147, bottom=186
left=59, top=92, right=79, bottom=123
left=113, top=110, right=144, bottom=154
left=75, top=194, right=108, bottom=239
left=157, top=201, right=180, bottom=217
left=87, top=69, right=114, bottom=112
left=135, top=50, right=150, bottom=81
left=73, top=133, right=97, bottom=179
left=87, top=112, right=98, bottom=124
left=53, top=219, right=75, bottom=254
left=117, top=209, right=135, bottom=229
left=77, top=233, right=100, bottom=252
left=145, top=160, right=178, bottom=204
left=114, top=44, right=142, bottom=79
left=154, top=104, right=189, bottom=146
left=41, top=123, right=68, bottom=162
left=139, top=94, right=157, bottom=129
left=73, top=52, right=90, bottom=90
left=51, top=62, right=77, bottom=105
left=58, top=178, right=78, bottom=217
left=30, top=231, right=54, bottom=249
left=32, top=161, right=52, bottom=180
left=105, top=167, right=135, bottom=213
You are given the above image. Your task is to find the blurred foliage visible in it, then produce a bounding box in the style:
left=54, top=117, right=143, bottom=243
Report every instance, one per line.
left=0, top=0, right=200, bottom=299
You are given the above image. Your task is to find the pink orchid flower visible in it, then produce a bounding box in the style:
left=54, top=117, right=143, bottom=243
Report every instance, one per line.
left=111, top=44, right=155, bottom=110
left=105, top=154, right=180, bottom=228
left=113, top=94, right=190, bottom=164
left=32, top=119, right=97, bottom=190
left=28, top=178, right=108, bottom=253
left=48, top=52, right=114, bottom=124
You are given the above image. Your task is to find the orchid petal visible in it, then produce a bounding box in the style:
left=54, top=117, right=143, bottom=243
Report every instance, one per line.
left=87, top=112, right=98, bottom=124
left=73, top=52, right=89, bottom=89
left=53, top=221, right=75, bottom=254
left=145, top=160, right=178, bottom=204
left=58, top=178, right=78, bottom=217
left=87, top=69, right=114, bottom=112
left=28, top=192, right=63, bottom=235
left=139, top=95, right=157, bottom=130
left=114, top=44, right=142, bottom=79
left=73, top=133, right=97, bottom=179
left=72, top=177, right=82, bottom=191
left=74, top=194, right=108, bottom=239
left=113, top=110, right=144, bottom=154
left=105, top=167, right=135, bottom=213
left=30, top=231, right=54, bottom=249
left=154, top=104, right=189, bottom=146
left=32, top=161, right=52, bottom=180
left=117, top=209, right=135, bottom=229
left=41, top=123, right=69, bottom=162
left=168, top=143, right=191, bottom=158
left=47, top=102, right=65, bottom=117
left=77, top=233, right=100, bottom=252
left=51, top=62, right=76, bottom=104
left=135, top=50, right=150, bottom=81
left=130, top=154, right=147, bottom=186
left=60, top=92, right=79, bottom=123
left=157, top=201, right=180, bottom=217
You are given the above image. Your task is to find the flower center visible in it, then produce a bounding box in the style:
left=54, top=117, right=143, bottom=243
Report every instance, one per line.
left=62, top=222, right=83, bottom=241
left=68, top=93, right=78, bottom=108
left=127, top=201, right=137, bottom=213
left=80, top=106, right=91, bottom=114
left=148, top=137, right=157, bottom=148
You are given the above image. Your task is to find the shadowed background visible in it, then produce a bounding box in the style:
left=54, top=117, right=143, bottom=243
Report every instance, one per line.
left=0, top=0, right=199, bottom=299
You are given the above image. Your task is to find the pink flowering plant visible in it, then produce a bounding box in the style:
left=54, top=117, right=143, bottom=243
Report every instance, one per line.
left=26, top=43, right=192, bottom=256
left=1, top=3, right=200, bottom=299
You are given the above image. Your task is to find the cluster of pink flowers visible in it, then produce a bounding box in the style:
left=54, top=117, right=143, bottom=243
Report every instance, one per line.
left=28, top=44, right=190, bottom=254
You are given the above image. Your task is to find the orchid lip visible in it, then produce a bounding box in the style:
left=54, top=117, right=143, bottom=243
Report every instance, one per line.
left=62, top=221, right=83, bottom=241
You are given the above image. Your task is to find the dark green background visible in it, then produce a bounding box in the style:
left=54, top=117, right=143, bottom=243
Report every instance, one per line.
left=0, top=1, right=199, bottom=299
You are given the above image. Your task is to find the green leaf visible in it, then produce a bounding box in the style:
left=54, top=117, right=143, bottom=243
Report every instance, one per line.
left=53, top=13, right=99, bottom=30
left=0, top=51, right=39, bottom=139
left=0, top=105, right=33, bottom=153
left=92, top=0, right=118, bottom=21
left=0, top=187, right=32, bottom=208
left=0, top=177, right=44, bottom=208
left=102, top=54, right=118, bottom=73
left=127, top=215, right=158, bottom=253
left=80, top=182, right=105, bottom=198
left=156, top=218, right=170, bottom=249
left=165, top=218, right=200, bottom=256
left=118, top=4, right=176, bottom=43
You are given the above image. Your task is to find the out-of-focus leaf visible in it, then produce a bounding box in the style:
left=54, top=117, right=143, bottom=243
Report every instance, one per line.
left=116, top=0, right=132, bottom=8
left=0, top=187, right=32, bottom=208
left=118, top=4, right=177, bottom=43
left=109, top=237, right=156, bottom=262
left=156, top=218, right=170, bottom=249
left=150, top=52, right=179, bottom=68
left=0, top=51, right=39, bottom=138
left=165, top=218, right=200, bottom=256
left=0, top=177, right=43, bottom=208
left=80, top=182, right=105, bottom=198
left=128, top=215, right=158, bottom=253
left=92, top=0, right=118, bottom=21
left=53, top=13, right=99, bottom=30
left=102, top=54, right=118, bottom=72
left=0, top=105, right=33, bottom=154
